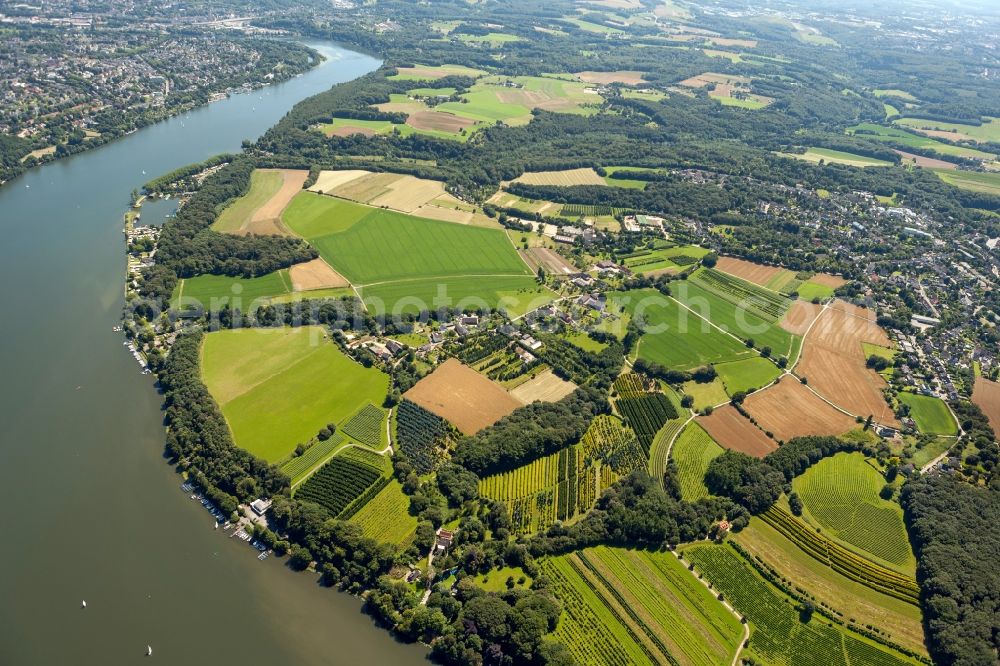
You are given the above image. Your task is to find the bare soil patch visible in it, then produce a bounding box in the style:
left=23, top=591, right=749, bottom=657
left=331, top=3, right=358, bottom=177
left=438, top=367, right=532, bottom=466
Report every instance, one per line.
left=414, top=204, right=473, bottom=224
left=697, top=405, right=778, bottom=457
left=289, top=258, right=350, bottom=291
left=894, top=150, right=957, bottom=170
left=913, top=128, right=975, bottom=143
left=576, top=70, right=647, bottom=85
left=709, top=37, right=757, bottom=48
left=243, top=169, right=308, bottom=236
left=527, top=247, right=576, bottom=275
left=332, top=172, right=404, bottom=203
left=679, top=72, right=751, bottom=88
left=368, top=174, right=448, bottom=212
left=797, top=300, right=899, bottom=426
left=509, top=369, right=577, bottom=404
left=716, top=256, right=786, bottom=286
left=744, top=377, right=857, bottom=441
left=780, top=300, right=822, bottom=335
left=406, top=110, right=477, bottom=133
left=972, top=378, right=1000, bottom=435
left=404, top=358, right=523, bottom=434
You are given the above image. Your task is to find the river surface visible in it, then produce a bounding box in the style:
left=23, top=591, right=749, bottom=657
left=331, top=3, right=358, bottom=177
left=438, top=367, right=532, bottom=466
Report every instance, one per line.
left=0, top=41, right=428, bottom=665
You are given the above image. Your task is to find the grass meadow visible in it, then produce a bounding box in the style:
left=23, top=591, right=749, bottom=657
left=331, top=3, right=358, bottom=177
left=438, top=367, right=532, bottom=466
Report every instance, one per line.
left=211, top=169, right=283, bottom=233
left=715, top=357, right=782, bottom=394
left=200, top=327, right=389, bottom=462
left=897, top=392, right=958, bottom=436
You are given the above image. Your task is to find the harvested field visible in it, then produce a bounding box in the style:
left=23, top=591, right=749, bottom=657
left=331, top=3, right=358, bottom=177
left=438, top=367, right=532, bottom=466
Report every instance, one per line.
left=575, top=70, right=647, bottom=85
left=368, top=174, right=448, bottom=212
left=331, top=172, right=402, bottom=203
left=914, top=128, right=976, bottom=142
left=809, top=273, right=847, bottom=288
left=327, top=125, right=377, bottom=137
left=715, top=256, right=786, bottom=286
left=797, top=301, right=899, bottom=426
left=242, top=169, right=308, bottom=235
left=406, top=110, right=477, bottom=133
left=744, top=377, right=857, bottom=441
left=678, top=72, right=750, bottom=88
left=780, top=299, right=823, bottom=335
left=697, top=405, right=778, bottom=457
left=413, top=204, right=473, bottom=224
left=709, top=37, right=757, bottom=48
left=391, top=64, right=486, bottom=81
left=308, top=169, right=370, bottom=194
left=972, top=377, right=1000, bottom=435
left=512, top=168, right=606, bottom=187
left=894, top=150, right=958, bottom=170
left=526, top=247, right=576, bottom=275
left=509, top=369, right=577, bottom=404
left=404, top=358, right=523, bottom=434
left=289, top=258, right=350, bottom=291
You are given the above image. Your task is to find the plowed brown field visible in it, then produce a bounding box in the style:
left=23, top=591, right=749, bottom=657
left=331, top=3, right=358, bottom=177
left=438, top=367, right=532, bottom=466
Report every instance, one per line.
left=697, top=405, right=778, bottom=457
left=796, top=300, right=899, bottom=426
left=403, top=358, right=522, bottom=434
left=972, top=377, right=1000, bottom=435
left=744, top=377, right=856, bottom=442
left=716, top=256, right=786, bottom=286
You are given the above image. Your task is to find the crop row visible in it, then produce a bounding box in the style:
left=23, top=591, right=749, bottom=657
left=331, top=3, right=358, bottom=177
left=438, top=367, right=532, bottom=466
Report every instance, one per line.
left=342, top=403, right=384, bottom=446
left=455, top=333, right=509, bottom=365
left=281, top=432, right=344, bottom=484
left=296, top=455, right=384, bottom=517
left=396, top=399, right=449, bottom=474
left=693, top=269, right=789, bottom=321
left=581, top=415, right=646, bottom=475
left=759, top=506, right=919, bottom=604
left=613, top=372, right=651, bottom=398
left=561, top=204, right=628, bottom=217
left=684, top=543, right=915, bottom=666
left=617, top=393, right=677, bottom=450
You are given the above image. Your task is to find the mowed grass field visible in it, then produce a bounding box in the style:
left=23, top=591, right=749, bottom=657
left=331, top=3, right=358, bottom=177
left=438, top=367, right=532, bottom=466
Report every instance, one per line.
left=715, top=357, right=782, bottom=394
left=671, top=423, right=723, bottom=500
left=848, top=123, right=995, bottom=160
left=211, top=169, right=283, bottom=233
left=793, top=452, right=915, bottom=573
left=543, top=546, right=743, bottom=666
left=349, top=479, right=418, bottom=546
left=282, top=193, right=548, bottom=313
left=933, top=168, right=1000, bottom=196
left=782, top=147, right=893, bottom=168
left=609, top=289, right=754, bottom=370
left=897, top=392, right=958, bottom=435
left=895, top=116, right=1000, bottom=143
left=200, top=327, right=389, bottom=462
left=683, top=542, right=922, bottom=666
left=172, top=270, right=293, bottom=309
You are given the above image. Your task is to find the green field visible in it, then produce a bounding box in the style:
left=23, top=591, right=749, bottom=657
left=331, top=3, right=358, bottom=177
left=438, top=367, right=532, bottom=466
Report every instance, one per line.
left=793, top=452, right=915, bottom=573
left=172, top=270, right=292, bottom=309
left=874, top=89, right=917, bottom=102
left=672, top=280, right=795, bottom=359
left=622, top=245, right=710, bottom=274
left=782, top=147, right=892, bottom=168
left=282, top=193, right=548, bottom=314
left=564, top=331, right=608, bottom=353
left=895, top=116, right=1000, bottom=143
left=211, top=169, right=283, bottom=233
left=349, top=478, right=418, bottom=545
left=682, top=377, right=730, bottom=411
left=610, top=289, right=754, bottom=370
left=200, top=327, right=389, bottom=462
left=671, top=423, right=723, bottom=500
left=897, top=392, right=958, bottom=436
left=457, top=32, right=522, bottom=45
left=795, top=279, right=836, bottom=301
left=848, top=123, right=995, bottom=160
left=734, top=517, right=927, bottom=654
left=281, top=433, right=347, bottom=486
left=715, top=357, right=782, bottom=394
left=543, top=546, right=743, bottom=666
left=683, top=542, right=920, bottom=666
left=933, top=169, right=1000, bottom=196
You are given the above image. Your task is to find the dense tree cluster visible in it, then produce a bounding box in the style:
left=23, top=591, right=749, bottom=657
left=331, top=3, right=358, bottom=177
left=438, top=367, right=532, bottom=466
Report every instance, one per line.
left=901, top=475, right=1000, bottom=666
left=453, top=387, right=608, bottom=476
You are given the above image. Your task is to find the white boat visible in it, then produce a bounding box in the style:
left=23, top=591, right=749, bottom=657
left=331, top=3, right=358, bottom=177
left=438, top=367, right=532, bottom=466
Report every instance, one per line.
left=146, top=645, right=152, bottom=656
left=81, top=600, right=86, bottom=609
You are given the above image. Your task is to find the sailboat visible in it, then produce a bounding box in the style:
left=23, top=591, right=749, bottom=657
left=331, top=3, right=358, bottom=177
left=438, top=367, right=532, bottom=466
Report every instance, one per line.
left=146, top=645, right=152, bottom=656
left=81, top=600, right=86, bottom=609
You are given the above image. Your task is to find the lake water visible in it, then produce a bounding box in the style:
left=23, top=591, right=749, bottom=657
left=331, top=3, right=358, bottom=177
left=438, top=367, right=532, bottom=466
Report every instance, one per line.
left=0, top=40, right=428, bottom=665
